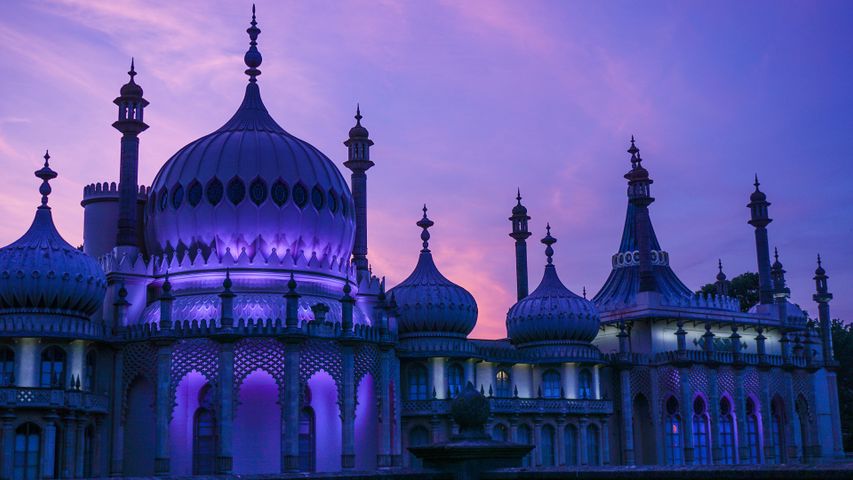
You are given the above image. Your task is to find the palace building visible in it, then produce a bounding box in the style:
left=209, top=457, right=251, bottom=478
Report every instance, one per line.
left=0, top=9, right=843, bottom=479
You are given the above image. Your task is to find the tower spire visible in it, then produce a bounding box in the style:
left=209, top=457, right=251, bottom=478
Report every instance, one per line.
left=244, top=4, right=262, bottom=83
left=813, top=254, right=835, bottom=363
left=35, top=150, right=57, bottom=209
left=624, top=136, right=657, bottom=292
left=748, top=174, right=774, bottom=305
left=344, top=104, right=375, bottom=279
left=417, top=205, right=434, bottom=253
left=113, top=58, right=149, bottom=249
left=509, top=189, right=532, bottom=300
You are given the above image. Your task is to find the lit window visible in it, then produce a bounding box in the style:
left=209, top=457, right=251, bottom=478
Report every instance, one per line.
left=578, top=369, right=592, bottom=399
left=407, top=364, right=428, bottom=400
left=542, top=370, right=561, bottom=399
left=692, top=397, right=710, bottom=465
left=665, top=396, right=683, bottom=465
left=447, top=364, right=464, bottom=398
left=40, top=346, right=66, bottom=388
left=495, top=369, right=511, bottom=397
left=720, top=397, right=736, bottom=464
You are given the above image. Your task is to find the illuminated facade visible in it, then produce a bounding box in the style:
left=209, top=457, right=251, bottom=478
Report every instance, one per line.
left=0, top=9, right=843, bottom=479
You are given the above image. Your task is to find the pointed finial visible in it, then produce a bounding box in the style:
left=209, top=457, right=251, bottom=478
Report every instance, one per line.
left=516, top=187, right=522, bottom=204
left=355, top=104, right=362, bottom=125
left=774, top=247, right=779, bottom=263
left=162, top=270, right=172, bottom=294
left=627, top=135, right=642, bottom=168
left=754, top=174, right=760, bottom=189
left=223, top=269, right=233, bottom=291
left=35, top=150, right=57, bottom=208
left=718, top=259, right=723, bottom=273
left=817, top=253, right=822, bottom=268
left=288, top=271, right=297, bottom=292
left=244, top=4, right=262, bottom=82
left=582, top=286, right=587, bottom=299
left=417, top=204, right=434, bottom=252
left=128, top=58, right=137, bottom=81
left=541, top=223, right=557, bottom=265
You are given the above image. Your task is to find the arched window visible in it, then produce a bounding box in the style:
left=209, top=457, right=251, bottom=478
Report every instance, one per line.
left=85, top=350, right=96, bottom=392
left=586, top=423, right=600, bottom=465
left=495, top=369, right=512, bottom=398
left=542, top=370, right=561, bottom=399
left=407, top=364, right=428, bottom=400
left=692, top=397, right=710, bottom=465
left=517, top=424, right=532, bottom=467
left=746, top=397, right=761, bottom=464
left=447, top=364, right=464, bottom=398
left=193, top=385, right=216, bottom=475
left=14, top=423, right=41, bottom=480
left=795, top=395, right=809, bottom=462
left=771, top=397, right=785, bottom=463
left=298, top=407, right=316, bottom=472
left=0, top=346, right=14, bottom=386
left=564, top=424, right=578, bottom=465
left=541, top=424, right=555, bottom=466
left=578, top=369, right=592, bottom=399
left=40, top=346, right=66, bottom=388
left=492, top=423, right=508, bottom=442
left=664, top=396, right=683, bottom=465
left=408, top=426, right=429, bottom=468
left=719, top=397, right=737, bottom=464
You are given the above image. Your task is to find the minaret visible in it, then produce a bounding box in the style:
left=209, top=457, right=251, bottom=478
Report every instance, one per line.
left=624, top=137, right=657, bottom=292
left=715, top=259, right=730, bottom=296
left=343, top=105, right=375, bottom=279
left=813, top=255, right=835, bottom=363
left=747, top=175, right=774, bottom=305
left=509, top=189, right=532, bottom=300
left=770, top=248, right=790, bottom=302
left=113, top=58, right=149, bottom=249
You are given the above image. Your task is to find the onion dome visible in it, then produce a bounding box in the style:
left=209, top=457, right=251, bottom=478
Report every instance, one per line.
left=119, top=59, right=144, bottom=97
left=750, top=174, right=767, bottom=202
left=348, top=105, right=369, bottom=139
left=507, top=225, right=599, bottom=346
left=815, top=254, right=826, bottom=277
left=511, top=189, right=527, bottom=216
left=0, top=153, right=106, bottom=318
left=716, top=259, right=727, bottom=283
left=388, top=206, right=478, bottom=338
left=145, top=7, right=355, bottom=275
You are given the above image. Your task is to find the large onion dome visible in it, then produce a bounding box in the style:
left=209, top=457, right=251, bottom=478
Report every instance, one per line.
left=507, top=225, right=599, bottom=346
left=0, top=153, right=106, bottom=318
left=388, top=207, right=478, bottom=338
left=144, top=10, right=355, bottom=277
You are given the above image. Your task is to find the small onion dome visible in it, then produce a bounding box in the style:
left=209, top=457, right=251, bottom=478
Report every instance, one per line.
left=716, top=259, right=727, bottom=282
left=507, top=225, right=599, bottom=346
left=0, top=153, right=106, bottom=318
left=750, top=174, right=767, bottom=202
left=815, top=254, right=826, bottom=276
left=120, top=59, right=144, bottom=97
left=388, top=206, right=478, bottom=338
left=348, top=105, right=369, bottom=139
left=511, top=189, right=527, bottom=216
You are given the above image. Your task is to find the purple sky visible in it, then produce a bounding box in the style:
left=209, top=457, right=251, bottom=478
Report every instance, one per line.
left=1, top=0, right=851, bottom=339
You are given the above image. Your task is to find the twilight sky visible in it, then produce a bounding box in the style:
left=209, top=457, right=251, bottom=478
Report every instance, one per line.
left=0, top=0, right=851, bottom=338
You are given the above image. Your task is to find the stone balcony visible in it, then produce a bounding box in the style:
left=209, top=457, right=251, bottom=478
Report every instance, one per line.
left=0, top=387, right=110, bottom=414
left=403, top=397, right=613, bottom=417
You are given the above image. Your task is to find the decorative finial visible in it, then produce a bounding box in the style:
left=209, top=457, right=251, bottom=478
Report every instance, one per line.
left=817, top=253, right=822, bottom=268
left=288, top=272, right=297, bottom=292
left=355, top=104, right=362, bottom=125
left=718, top=259, right=723, bottom=274
left=541, top=223, right=557, bottom=265
left=128, top=58, right=137, bottom=81
left=754, top=174, right=760, bottom=189
left=627, top=135, right=641, bottom=168
left=417, top=204, right=434, bottom=252
left=35, top=150, right=57, bottom=208
left=516, top=188, right=522, bottom=204
left=244, top=4, right=262, bottom=82
left=582, top=286, right=587, bottom=299
left=223, top=269, right=233, bottom=291
left=162, top=270, right=172, bottom=293
left=774, top=247, right=779, bottom=263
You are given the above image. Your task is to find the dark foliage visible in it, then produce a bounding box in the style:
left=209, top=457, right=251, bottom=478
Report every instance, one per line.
left=831, top=319, right=853, bottom=451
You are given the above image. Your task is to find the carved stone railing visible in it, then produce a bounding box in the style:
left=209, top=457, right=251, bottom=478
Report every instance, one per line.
left=0, top=388, right=110, bottom=413
left=604, top=350, right=809, bottom=369
left=402, top=397, right=613, bottom=417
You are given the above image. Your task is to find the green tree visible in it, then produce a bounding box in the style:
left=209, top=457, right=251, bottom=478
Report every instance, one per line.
left=697, top=272, right=760, bottom=313
left=831, top=319, right=853, bottom=451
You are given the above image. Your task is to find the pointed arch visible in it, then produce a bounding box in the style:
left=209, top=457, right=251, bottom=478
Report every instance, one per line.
left=307, top=370, right=341, bottom=471
left=124, top=376, right=155, bottom=476
left=355, top=373, right=378, bottom=470
left=233, top=369, right=280, bottom=474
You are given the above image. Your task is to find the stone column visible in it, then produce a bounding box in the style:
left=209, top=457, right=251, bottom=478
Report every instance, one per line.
left=216, top=342, right=234, bottom=474
left=619, top=368, right=634, bottom=465
left=154, top=343, right=172, bottom=475
left=783, top=371, right=799, bottom=462
left=463, top=359, right=475, bottom=388
left=679, top=367, right=695, bottom=464
left=649, top=369, right=664, bottom=465
left=735, top=368, right=749, bottom=463
left=341, top=343, right=356, bottom=469
left=75, top=418, right=86, bottom=478
left=578, top=418, right=589, bottom=465
left=377, top=347, right=392, bottom=468
left=282, top=340, right=302, bottom=472
left=707, top=367, right=722, bottom=464
left=92, top=418, right=102, bottom=478
left=42, top=412, right=58, bottom=479
left=602, top=419, right=611, bottom=465
left=62, top=414, right=76, bottom=478
left=556, top=417, right=566, bottom=466
left=532, top=418, right=543, bottom=466
left=110, top=349, right=124, bottom=476
left=759, top=369, right=775, bottom=464
left=2, top=411, right=15, bottom=480
left=429, top=416, right=442, bottom=444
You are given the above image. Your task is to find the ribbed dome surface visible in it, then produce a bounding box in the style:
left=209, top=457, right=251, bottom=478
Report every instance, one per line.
left=145, top=82, right=355, bottom=275
left=507, top=264, right=599, bottom=346
left=389, top=250, right=478, bottom=338
left=0, top=208, right=106, bottom=318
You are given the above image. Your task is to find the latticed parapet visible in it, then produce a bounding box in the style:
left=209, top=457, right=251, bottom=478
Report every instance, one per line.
left=402, top=397, right=613, bottom=417
left=0, top=387, right=110, bottom=414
